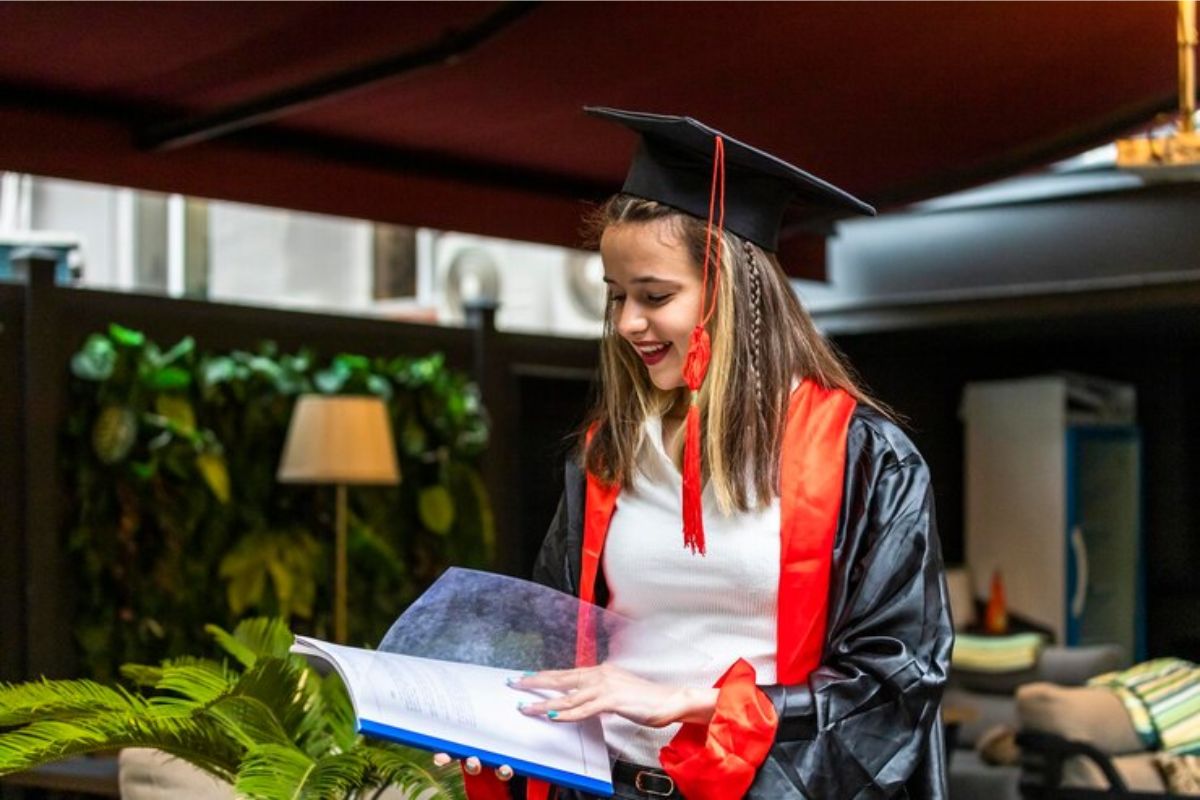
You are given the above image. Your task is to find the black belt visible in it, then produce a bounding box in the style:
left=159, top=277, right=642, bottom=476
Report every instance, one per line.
left=612, top=760, right=681, bottom=798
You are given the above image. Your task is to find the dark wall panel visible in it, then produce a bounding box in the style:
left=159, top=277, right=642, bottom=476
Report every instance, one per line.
left=0, top=283, right=26, bottom=682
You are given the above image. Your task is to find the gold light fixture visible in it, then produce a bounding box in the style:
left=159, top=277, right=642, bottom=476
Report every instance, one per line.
left=278, top=395, right=401, bottom=643
left=1117, top=1, right=1200, bottom=177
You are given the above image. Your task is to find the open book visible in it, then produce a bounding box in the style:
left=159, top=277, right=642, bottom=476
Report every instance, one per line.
left=291, top=636, right=613, bottom=796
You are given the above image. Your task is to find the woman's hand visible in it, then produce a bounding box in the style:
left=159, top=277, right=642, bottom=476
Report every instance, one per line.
left=511, top=663, right=718, bottom=728
left=431, top=753, right=512, bottom=781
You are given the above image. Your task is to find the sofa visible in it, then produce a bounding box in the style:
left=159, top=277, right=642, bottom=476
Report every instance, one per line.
left=945, top=644, right=1128, bottom=800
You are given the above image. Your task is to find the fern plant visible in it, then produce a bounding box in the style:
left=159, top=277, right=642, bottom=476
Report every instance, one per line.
left=0, top=618, right=464, bottom=800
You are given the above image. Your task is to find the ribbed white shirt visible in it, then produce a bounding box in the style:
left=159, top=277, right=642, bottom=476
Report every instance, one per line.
left=600, top=414, right=780, bottom=766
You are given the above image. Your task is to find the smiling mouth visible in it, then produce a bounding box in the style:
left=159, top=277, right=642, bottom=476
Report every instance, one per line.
left=635, top=342, right=672, bottom=365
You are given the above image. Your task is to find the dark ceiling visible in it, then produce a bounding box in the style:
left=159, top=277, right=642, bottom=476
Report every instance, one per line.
left=0, top=2, right=1180, bottom=275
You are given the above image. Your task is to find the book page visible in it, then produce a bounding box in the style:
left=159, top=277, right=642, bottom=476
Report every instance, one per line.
left=292, top=638, right=610, bottom=790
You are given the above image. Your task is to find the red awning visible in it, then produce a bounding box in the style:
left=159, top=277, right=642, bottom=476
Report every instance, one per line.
left=0, top=2, right=1179, bottom=276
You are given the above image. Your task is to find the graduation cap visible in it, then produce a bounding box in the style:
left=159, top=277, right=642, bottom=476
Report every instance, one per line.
left=584, top=106, right=875, bottom=252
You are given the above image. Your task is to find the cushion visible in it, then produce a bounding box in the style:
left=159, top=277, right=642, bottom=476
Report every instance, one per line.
left=1039, top=644, right=1127, bottom=686
left=950, top=644, right=1126, bottom=696
left=1016, top=681, right=1142, bottom=755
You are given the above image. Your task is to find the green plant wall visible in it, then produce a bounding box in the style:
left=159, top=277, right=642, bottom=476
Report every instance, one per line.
left=66, top=324, right=493, bottom=679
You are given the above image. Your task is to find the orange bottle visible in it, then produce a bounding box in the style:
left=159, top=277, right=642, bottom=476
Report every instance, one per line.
left=984, top=569, right=1009, bottom=635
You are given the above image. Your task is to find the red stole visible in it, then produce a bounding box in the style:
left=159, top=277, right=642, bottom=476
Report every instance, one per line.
left=592, top=381, right=856, bottom=798
left=585, top=380, right=855, bottom=678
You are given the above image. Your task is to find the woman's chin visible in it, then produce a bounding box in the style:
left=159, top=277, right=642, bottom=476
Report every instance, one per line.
left=646, top=366, right=684, bottom=392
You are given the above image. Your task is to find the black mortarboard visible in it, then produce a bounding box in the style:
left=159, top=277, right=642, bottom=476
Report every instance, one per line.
left=585, top=106, right=876, bottom=252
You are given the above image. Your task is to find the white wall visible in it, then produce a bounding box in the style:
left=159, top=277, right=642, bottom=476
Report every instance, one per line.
left=207, top=202, right=373, bottom=312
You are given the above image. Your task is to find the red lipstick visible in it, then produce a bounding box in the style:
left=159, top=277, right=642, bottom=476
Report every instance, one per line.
left=636, top=342, right=672, bottom=366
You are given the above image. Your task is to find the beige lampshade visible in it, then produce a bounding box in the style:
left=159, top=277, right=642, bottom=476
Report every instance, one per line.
left=277, top=395, right=401, bottom=485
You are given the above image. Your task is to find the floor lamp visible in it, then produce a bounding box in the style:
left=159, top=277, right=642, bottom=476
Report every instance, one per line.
left=277, top=395, right=400, bottom=643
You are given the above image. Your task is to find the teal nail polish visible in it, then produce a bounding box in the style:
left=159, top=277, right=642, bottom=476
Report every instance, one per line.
left=505, top=677, right=518, bottom=686
left=516, top=701, right=527, bottom=710
left=547, top=710, right=559, bottom=720
left=523, top=670, right=536, bottom=676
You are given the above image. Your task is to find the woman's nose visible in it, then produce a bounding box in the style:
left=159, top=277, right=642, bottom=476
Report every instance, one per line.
left=615, top=302, right=648, bottom=337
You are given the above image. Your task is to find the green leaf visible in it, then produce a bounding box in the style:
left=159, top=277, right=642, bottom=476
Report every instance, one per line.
left=230, top=619, right=299, bottom=661
left=151, top=661, right=235, bottom=705
left=119, top=664, right=164, bottom=688
left=234, top=743, right=367, bottom=800
left=129, top=459, right=158, bottom=480
left=231, top=659, right=314, bottom=742
left=401, top=416, right=428, bottom=457
left=315, top=674, right=358, bottom=753
left=366, top=743, right=464, bottom=799
left=91, top=405, right=138, bottom=464
left=159, top=336, right=195, bottom=366
left=219, top=534, right=320, bottom=620
left=155, top=395, right=196, bottom=435
left=199, top=356, right=238, bottom=389
left=334, top=354, right=370, bottom=372
left=196, top=452, right=231, bottom=504
left=108, top=323, right=145, bottom=348
left=220, top=546, right=268, bottom=616
left=0, top=715, right=241, bottom=782
left=313, top=365, right=347, bottom=394
left=207, top=695, right=293, bottom=750
left=145, top=366, right=192, bottom=391
left=204, top=627, right=257, bottom=671
left=446, top=464, right=495, bottom=566
left=367, top=373, right=394, bottom=400
left=417, top=486, right=455, bottom=535
left=0, top=678, right=146, bottom=727
left=70, top=334, right=117, bottom=381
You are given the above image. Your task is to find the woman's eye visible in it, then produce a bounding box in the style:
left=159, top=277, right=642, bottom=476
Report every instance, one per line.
left=608, top=294, right=626, bottom=304
left=646, top=293, right=671, bottom=304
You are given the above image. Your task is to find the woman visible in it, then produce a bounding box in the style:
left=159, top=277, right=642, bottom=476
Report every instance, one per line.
left=463, top=108, right=953, bottom=800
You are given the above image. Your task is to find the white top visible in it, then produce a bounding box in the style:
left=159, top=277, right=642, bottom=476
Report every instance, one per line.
left=600, top=414, right=781, bottom=766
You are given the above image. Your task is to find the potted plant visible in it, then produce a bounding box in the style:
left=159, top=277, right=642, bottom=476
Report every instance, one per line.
left=0, top=618, right=463, bottom=799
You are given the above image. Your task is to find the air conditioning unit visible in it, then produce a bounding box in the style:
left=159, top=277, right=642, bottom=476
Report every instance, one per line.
left=429, top=232, right=605, bottom=337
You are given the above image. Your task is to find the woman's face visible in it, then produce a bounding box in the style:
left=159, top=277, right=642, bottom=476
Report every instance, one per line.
left=600, top=219, right=704, bottom=392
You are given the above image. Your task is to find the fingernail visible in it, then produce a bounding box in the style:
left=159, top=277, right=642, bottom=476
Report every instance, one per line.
left=523, top=670, right=536, bottom=676
left=516, top=701, right=527, bottom=711
left=547, top=710, right=559, bottom=720
left=505, top=677, right=519, bottom=686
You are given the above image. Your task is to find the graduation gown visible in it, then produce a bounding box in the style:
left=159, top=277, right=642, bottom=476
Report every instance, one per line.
left=531, top=384, right=954, bottom=799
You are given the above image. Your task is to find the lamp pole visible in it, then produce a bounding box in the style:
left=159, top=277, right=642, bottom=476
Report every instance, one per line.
left=335, top=483, right=348, bottom=644
left=1181, top=0, right=1196, bottom=134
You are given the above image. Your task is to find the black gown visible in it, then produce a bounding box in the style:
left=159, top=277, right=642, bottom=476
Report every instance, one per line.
left=531, top=406, right=954, bottom=799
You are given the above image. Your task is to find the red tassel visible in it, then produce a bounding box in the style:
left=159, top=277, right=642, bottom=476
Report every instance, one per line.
left=682, top=398, right=705, bottom=554
left=678, top=135, right=724, bottom=556
left=682, top=326, right=711, bottom=389
left=682, top=325, right=710, bottom=555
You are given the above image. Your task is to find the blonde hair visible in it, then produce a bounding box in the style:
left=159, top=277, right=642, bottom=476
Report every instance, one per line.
left=581, top=194, right=891, bottom=514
